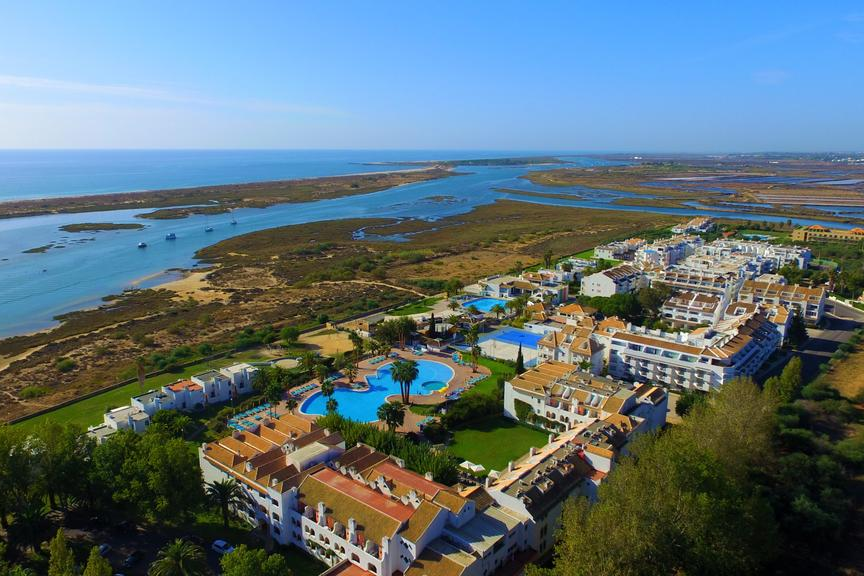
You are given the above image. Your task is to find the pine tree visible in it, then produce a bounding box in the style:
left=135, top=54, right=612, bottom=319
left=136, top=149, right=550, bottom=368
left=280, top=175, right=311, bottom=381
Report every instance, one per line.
left=82, top=547, right=112, bottom=576
left=47, top=529, right=76, bottom=576
left=515, top=343, right=525, bottom=374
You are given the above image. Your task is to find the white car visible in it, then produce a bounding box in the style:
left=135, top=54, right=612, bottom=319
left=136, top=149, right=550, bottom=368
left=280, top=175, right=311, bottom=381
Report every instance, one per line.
left=211, top=540, right=235, bottom=555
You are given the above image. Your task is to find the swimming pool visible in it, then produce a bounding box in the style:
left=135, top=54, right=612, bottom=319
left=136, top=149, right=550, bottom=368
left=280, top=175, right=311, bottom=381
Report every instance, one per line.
left=463, top=297, right=509, bottom=313
left=300, top=359, right=455, bottom=422
left=489, top=328, right=543, bottom=347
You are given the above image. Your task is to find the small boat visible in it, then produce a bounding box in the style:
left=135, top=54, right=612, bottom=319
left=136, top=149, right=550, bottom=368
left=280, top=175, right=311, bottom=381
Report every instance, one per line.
left=165, top=233, right=176, bottom=240
left=137, top=242, right=147, bottom=248
left=230, top=218, right=237, bottom=226
left=204, top=226, right=214, bottom=232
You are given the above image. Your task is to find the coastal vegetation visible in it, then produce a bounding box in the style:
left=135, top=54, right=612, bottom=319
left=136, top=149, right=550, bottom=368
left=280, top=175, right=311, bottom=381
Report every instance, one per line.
left=58, top=222, right=144, bottom=232
left=0, top=167, right=454, bottom=220
left=2, top=200, right=675, bottom=424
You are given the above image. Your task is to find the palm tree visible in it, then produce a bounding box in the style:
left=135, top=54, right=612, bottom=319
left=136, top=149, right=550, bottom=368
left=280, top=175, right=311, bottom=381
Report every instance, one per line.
left=205, top=478, right=243, bottom=529
left=320, top=380, right=335, bottom=399
left=300, top=351, right=318, bottom=374
left=148, top=539, right=208, bottom=576
left=543, top=249, right=554, bottom=269
left=466, top=304, right=481, bottom=316
left=376, top=402, right=406, bottom=432
left=448, top=299, right=460, bottom=312
left=326, top=397, right=339, bottom=414
left=463, top=324, right=481, bottom=372
left=396, top=317, right=417, bottom=349
left=490, top=303, right=506, bottom=320
left=263, top=381, right=283, bottom=417
left=315, top=362, right=329, bottom=385
left=11, top=492, right=48, bottom=552
left=391, top=359, right=419, bottom=404
left=348, top=331, right=364, bottom=360
left=286, top=397, right=298, bottom=413
left=471, top=344, right=482, bottom=372
left=344, top=362, right=358, bottom=384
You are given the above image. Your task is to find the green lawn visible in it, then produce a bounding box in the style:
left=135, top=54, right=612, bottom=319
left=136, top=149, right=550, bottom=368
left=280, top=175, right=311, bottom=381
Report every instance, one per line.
left=449, top=415, right=549, bottom=472
left=572, top=248, right=595, bottom=259
left=389, top=297, right=442, bottom=316
left=14, top=352, right=268, bottom=434
left=464, top=357, right=515, bottom=397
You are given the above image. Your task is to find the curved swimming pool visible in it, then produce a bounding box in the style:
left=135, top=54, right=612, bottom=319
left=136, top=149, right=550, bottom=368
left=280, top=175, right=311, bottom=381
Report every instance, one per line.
left=300, top=359, right=455, bottom=422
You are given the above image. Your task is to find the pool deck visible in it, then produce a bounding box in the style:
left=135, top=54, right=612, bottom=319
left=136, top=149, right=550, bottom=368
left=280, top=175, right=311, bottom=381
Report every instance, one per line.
left=287, top=347, right=489, bottom=433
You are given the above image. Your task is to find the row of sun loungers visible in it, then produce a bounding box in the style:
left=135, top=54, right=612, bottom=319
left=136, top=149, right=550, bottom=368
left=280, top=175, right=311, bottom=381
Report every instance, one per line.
left=228, top=403, right=272, bottom=431
left=369, top=355, right=388, bottom=365
left=290, top=382, right=318, bottom=398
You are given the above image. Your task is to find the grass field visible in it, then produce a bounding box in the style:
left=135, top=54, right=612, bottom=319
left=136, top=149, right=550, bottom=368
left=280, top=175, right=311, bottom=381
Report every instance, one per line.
left=389, top=296, right=442, bottom=316
left=824, top=341, right=864, bottom=400
left=13, top=351, right=267, bottom=434
left=465, top=357, right=515, bottom=397
left=449, top=415, right=549, bottom=472
left=572, top=248, right=595, bottom=259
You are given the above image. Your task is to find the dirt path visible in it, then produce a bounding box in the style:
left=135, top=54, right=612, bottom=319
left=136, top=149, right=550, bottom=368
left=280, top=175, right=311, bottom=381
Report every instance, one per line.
left=312, top=280, right=428, bottom=298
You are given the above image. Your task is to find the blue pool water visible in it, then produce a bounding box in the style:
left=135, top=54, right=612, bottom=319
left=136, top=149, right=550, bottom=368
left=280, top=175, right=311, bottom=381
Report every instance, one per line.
left=301, top=359, right=454, bottom=422
left=490, top=328, right=543, bottom=347
left=464, top=297, right=509, bottom=313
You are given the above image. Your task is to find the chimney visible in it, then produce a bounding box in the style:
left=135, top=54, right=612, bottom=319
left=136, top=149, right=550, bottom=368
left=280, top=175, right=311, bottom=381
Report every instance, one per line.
left=507, top=461, right=514, bottom=472
left=485, top=476, right=492, bottom=488
left=317, top=502, right=326, bottom=526
left=529, top=447, right=537, bottom=456
left=548, top=433, right=555, bottom=444
left=348, top=517, right=357, bottom=544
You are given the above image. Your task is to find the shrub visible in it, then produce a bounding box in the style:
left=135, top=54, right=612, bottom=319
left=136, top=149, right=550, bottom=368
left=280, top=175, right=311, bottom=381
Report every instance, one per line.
left=442, top=394, right=501, bottom=428
left=56, top=358, right=77, bottom=373
left=19, top=386, right=50, bottom=399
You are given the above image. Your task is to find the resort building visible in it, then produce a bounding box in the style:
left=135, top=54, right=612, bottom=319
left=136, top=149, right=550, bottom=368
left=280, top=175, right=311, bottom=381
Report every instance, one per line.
left=132, top=363, right=258, bottom=416
left=593, top=237, right=645, bottom=261
left=604, top=311, right=782, bottom=390
left=791, top=225, right=864, bottom=243
left=201, top=420, right=536, bottom=576
left=86, top=405, right=151, bottom=443
left=580, top=264, right=645, bottom=298
left=672, top=216, right=715, bottom=234
left=467, top=273, right=569, bottom=304
left=738, top=280, right=826, bottom=324
left=660, top=291, right=723, bottom=327
left=635, top=235, right=703, bottom=267
left=650, top=268, right=741, bottom=300
left=697, top=239, right=811, bottom=269
left=503, top=361, right=668, bottom=433
left=536, top=325, right=604, bottom=372
left=725, top=301, right=792, bottom=342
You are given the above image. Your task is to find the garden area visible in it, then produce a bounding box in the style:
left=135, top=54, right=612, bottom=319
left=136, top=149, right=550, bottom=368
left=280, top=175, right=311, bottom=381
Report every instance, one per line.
left=448, top=415, right=549, bottom=472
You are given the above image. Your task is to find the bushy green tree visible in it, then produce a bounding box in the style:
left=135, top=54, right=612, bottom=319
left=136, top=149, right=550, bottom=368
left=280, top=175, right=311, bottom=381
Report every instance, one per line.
left=220, top=545, right=292, bottom=576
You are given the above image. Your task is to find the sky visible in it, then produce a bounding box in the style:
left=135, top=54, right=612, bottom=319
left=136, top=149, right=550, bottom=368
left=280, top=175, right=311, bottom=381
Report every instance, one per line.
left=0, top=1, right=862, bottom=152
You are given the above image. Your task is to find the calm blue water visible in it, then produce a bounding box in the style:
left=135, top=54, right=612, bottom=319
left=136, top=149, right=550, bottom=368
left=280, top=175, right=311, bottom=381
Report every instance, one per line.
left=300, top=359, right=454, bottom=422
left=0, top=151, right=861, bottom=338
left=464, top=297, right=509, bottom=313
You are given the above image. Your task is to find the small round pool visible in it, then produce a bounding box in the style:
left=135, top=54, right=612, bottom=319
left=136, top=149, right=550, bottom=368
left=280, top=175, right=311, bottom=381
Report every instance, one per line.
left=301, top=359, right=454, bottom=422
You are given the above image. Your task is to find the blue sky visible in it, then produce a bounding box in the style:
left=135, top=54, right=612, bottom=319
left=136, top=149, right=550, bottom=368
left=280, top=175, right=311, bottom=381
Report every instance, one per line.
left=0, top=1, right=862, bottom=151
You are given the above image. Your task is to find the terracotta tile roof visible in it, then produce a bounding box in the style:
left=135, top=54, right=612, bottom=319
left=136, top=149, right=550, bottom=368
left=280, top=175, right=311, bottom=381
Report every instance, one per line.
left=400, top=500, right=445, bottom=543
left=405, top=547, right=468, bottom=576
left=168, top=379, right=202, bottom=392
left=298, top=467, right=412, bottom=544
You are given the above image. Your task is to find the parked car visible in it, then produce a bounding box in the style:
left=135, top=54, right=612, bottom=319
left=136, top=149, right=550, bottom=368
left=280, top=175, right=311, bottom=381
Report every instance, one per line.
left=122, top=550, right=143, bottom=568
left=97, top=543, right=112, bottom=557
left=211, top=540, right=235, bottom=555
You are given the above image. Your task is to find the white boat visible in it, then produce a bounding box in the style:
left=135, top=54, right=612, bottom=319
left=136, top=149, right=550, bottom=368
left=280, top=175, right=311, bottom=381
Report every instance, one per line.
left=165, top=233, right=176, bottom=240
left=230, top=218, right=237, bottom=225
left=137, top=242, right=147, bottom=248
left=204, top=226, right=214, bottom=232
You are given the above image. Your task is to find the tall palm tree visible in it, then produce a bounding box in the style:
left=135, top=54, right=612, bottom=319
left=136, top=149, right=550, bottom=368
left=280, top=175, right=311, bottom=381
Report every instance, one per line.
left=326, top=397, right=339, bottom=414
left=376, top=402, right=406, bottom=432
left=348, top=331, right=365, bottom=361
left=205, top=478, right=243, bottom=529
left=391, top=359, right=419, bottom=404
left=263, top=382, right=283, bottom=418
left=315, top=363, right=329, bottom=385
left=463, top=324, right=481, bottom=372
left=286, top=397, right=298, bottom=413
left=148, top=539, right=208, bottom=576
left=11, top=492, right=48, bottom=552
left=490, top=303, right=506, bottom=320
left=344, top=362, right=358, bottom=384
left=300, top=352, right=318, bottom=374
left=320, top=380, right=335, bottom=399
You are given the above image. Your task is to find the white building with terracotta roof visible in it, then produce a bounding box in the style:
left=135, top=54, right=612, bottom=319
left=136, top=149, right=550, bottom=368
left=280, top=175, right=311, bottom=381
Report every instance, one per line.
left=580, top=264, right=645, bottom=298
left=503, top=361, right=667, bottom=434
left=738, top=280, right=826, bottom=324
left=604, top=310, right=781, bottom=390
left=635, top=235, right=703, bottom=267
left=660, top=291, right=724, bottom=327
left=201, top=419, right=533, bottom=576
left=672, top=216, right=714, bottom=234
